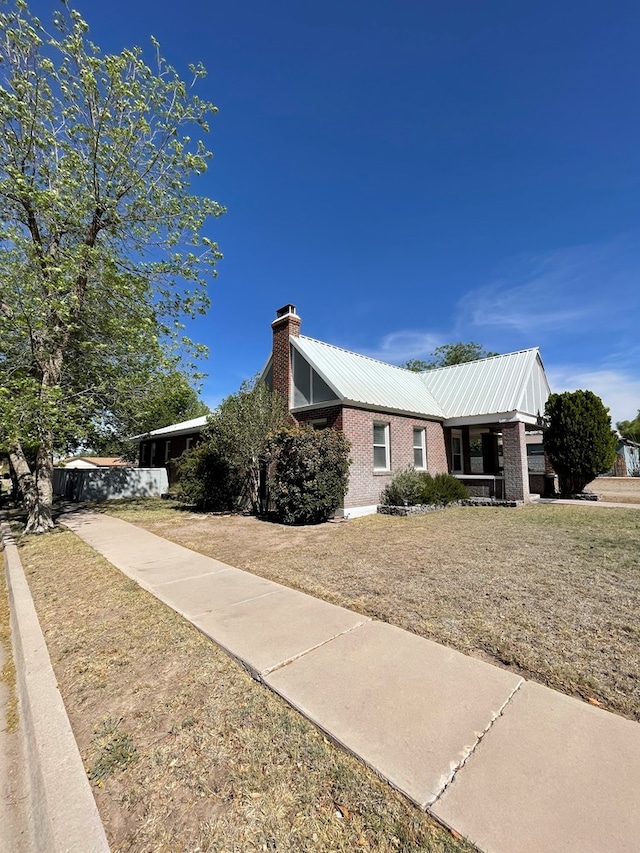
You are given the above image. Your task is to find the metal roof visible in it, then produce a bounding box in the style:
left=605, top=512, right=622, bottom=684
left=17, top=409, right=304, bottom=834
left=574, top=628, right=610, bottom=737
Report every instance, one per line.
left=294, top=338, right=550, bottom=421
left=420, top=348, right=550, bottom=419
left=293, top=336, right=446, bottom=417
left=131, top=415, right=208, bottom=441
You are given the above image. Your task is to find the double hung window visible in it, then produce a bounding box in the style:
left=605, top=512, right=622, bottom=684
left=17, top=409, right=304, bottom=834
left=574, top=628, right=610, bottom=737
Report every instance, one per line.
left=413, top=428, right=426, bottom=469
left=373, top=423, right=390, bottom=471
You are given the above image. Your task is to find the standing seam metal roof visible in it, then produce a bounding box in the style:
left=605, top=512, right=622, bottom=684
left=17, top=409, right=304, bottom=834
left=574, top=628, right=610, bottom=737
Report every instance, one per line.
left=292, top=336, right=446, bottom=417
left=420, top=348, right=548, bottom=418
left=293, top=337, right=548, bottom=420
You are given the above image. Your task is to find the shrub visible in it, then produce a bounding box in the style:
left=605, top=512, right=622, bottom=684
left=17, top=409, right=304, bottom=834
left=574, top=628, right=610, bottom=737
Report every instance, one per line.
left=380, top=468, right=425, bottom=506
left=268, top=427, right=350, bottom=524
left=176, top=438, right=245, bottom=511
left=176, top=377, right=289, bottom=513
left=380, top=468, right=469, bottom=506
left=545, top=390, right=618, bottom=495
left=424, top=472, right=469, bottom=505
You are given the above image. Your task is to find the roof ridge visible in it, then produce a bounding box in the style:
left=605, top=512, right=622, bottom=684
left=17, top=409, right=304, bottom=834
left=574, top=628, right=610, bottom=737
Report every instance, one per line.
left=299, top=335, right=539, bottom=373
left=423, top=347, right=539, bottom=374
left=297, top=335, right=426, bottom=373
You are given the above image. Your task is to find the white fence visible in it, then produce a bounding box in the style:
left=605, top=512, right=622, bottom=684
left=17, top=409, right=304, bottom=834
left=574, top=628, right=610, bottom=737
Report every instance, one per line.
left=53, top=467, right=168, bottom=501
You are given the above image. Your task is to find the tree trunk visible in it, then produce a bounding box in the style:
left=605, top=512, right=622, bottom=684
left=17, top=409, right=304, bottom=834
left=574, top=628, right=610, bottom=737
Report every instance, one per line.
left=8, top=441, right=55, bottom=534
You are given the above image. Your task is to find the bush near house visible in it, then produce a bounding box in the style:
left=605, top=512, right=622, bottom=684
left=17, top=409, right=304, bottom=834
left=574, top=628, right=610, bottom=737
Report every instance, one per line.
left=545, top=390, right=618, bottom=495
left=176, top=378, right=289, bottom=513
left=381, top=468, right=469, bottom=507
left=176, top=437, right=245, bottom=512
left=268, top=427, right=351, bottom=524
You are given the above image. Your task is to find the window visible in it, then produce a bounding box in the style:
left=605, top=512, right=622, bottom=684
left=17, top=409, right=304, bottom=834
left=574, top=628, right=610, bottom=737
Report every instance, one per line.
left=373, top=423, right=390, bottom=471
left=451, top=430, right=463, bottom=473
left=413, top=428, right=426, bottom=469
left=310, top=419, right=327, bottom=430
left=292, top=347, right=336, bottom=407
left=527, top=440, right=545, bottom=473
left=164, top=440, right=171, bottom=463
left=149, top=441, right=156, bottom=467
left=185, top=437, right=193, bottom=452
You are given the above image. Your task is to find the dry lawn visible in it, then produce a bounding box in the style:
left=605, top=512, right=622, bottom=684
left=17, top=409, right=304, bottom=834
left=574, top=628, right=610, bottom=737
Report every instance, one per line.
left=0, top=563, right=18, bottom=733
left=588, top=476, right=640, bottom=504
left=104, top=500, right=640, bottom=722
left=20, top=529, right=470, bottom=853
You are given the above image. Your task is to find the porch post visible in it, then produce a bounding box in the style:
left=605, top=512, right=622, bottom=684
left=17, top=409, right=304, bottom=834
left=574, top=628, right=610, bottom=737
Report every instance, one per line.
left=502, top=421, right=530, bottom=503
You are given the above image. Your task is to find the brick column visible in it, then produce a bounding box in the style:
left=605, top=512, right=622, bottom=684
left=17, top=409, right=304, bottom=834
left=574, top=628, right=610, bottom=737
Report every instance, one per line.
left=502, top=421, right=530, bottom=502
left=271, top=304, right=301, bottom=409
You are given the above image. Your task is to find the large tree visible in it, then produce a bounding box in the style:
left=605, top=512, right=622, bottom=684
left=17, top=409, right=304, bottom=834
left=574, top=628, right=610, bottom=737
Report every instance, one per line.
left=0, top=1, right=223, bottom=532
left=178, top=378, right=290, bottom=514
left=87, top=370, right=210, bottom=459
left=544, top=390, right=618, bottom=495
left=617, top=411, right=640, bottom=444
left=404, top=342, right=499, bottom=372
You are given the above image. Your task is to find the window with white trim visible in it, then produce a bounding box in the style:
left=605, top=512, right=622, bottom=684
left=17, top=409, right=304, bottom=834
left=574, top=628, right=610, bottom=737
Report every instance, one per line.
left=165, top=440, right=171, bottom=463
left=185, top=436, right=193, bottom=452
left=373, top=422, right=390, bottom=471
left=413, top=428, right=426, bottom=469
left=451, top=429, right=463, bottom=473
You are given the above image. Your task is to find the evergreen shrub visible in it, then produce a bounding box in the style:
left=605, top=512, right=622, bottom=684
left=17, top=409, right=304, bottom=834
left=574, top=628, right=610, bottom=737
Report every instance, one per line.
left=380, top=468, right=469, bottom=506
left=545, top=390, right=618, bottom=495
left=176, top=438, right=244, bottom=511
left=268, top=427, right=350, bottom=524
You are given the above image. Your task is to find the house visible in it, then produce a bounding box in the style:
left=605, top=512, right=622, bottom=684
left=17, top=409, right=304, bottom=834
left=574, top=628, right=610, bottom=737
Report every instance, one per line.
left=61, top=456, right=128, bottom=469
left=611, top=437, right=640, bottom=477
left=136, top=415, right=208, bottom=485
left=262, top=304, right=552, bottom=517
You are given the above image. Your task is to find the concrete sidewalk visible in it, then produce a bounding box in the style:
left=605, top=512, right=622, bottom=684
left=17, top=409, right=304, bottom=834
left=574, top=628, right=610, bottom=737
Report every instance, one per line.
left=63, top=510, right=640, bottom=853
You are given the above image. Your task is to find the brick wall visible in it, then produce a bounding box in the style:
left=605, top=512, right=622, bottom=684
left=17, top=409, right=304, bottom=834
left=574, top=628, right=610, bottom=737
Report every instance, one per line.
left=614, top=451, right=627, bottom=477
left=340, top=407, right=448, bottom=507
left=295, top=406, right=343, bottom=430
left=502, top=421, right=530, bottom=502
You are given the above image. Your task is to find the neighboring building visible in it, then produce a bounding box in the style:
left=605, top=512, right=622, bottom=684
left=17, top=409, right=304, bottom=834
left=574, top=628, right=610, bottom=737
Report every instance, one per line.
left=136, top=415, right=208, bottom=485
left=61, top=456, right=128, bottom=469
left=611, top=437, right=640, bottom=477
left=262, top=304, right=551, bottom=517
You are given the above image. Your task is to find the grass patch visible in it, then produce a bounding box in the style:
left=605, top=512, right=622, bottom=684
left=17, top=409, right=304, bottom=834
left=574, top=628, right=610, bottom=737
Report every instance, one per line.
left=106, top=499, right=640, bottom=721
left=88, top=717, right=138, bottom=785
left=21, top=529, right=470, bottom=853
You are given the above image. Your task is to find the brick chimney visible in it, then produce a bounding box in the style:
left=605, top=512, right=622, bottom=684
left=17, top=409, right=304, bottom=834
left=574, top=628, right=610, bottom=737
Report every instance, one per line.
left=271, top=304, right=301, bottom=408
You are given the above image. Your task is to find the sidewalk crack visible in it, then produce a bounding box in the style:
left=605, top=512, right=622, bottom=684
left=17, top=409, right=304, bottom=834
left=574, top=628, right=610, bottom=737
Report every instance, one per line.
left=428, top=677, right=524, bottom=809
left=261, top=618, right=370, bottom=677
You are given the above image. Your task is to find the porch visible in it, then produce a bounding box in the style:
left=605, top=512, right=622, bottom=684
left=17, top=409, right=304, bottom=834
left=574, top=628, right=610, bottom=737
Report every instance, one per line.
left=446, top=423, right=552, bottom=502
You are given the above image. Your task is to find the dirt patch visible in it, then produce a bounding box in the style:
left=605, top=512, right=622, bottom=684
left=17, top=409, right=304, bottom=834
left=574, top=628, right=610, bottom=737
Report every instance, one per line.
left=105, top=500, right=640, bottom=722
left=20, top=529, right=470, bottom=853
left=588, top=476, right=640, bottom=503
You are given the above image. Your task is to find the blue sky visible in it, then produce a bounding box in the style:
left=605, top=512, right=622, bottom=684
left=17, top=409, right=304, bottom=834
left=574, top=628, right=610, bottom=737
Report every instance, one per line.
left=32, top=0, right=640, bottom=423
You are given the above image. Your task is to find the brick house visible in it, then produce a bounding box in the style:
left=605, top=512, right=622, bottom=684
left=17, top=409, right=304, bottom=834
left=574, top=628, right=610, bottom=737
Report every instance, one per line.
left=262, top=304, right=552, bottom=517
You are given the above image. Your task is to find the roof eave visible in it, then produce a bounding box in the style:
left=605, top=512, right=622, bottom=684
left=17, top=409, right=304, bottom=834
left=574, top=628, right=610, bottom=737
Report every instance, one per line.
left=443, top=410, right=543, bottom=427
left=341, top=399, right=445, bottom=421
